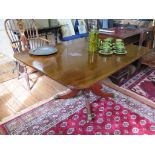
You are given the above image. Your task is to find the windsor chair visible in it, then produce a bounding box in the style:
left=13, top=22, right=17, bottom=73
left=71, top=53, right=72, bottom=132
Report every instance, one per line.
left=4, top=19, right=53, bottom=90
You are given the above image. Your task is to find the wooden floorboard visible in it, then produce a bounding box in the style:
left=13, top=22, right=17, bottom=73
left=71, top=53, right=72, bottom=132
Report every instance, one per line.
left=0, top=53, right=67, bottom=121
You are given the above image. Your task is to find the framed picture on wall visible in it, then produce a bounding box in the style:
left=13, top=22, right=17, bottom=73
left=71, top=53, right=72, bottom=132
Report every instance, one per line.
left=78, top=25, right=87, bottom=34
left=78, top=19, right=86, bottom=26
left=57, top=19, right=75, bottom=38
left=78, top=19, right=87, bottom=34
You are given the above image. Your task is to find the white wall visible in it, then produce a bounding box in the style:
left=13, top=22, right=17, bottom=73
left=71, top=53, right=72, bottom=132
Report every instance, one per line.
left=35, top=19, right=49, bottom=28
left=35, top=19, right=59, bottom=28
left=0, top=19, right=14, bottom=58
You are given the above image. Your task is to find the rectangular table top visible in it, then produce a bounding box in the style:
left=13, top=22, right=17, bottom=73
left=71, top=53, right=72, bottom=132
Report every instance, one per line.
left=99, top=27, right=141, bottom=39
left=14, top=38, right=149, bottom=89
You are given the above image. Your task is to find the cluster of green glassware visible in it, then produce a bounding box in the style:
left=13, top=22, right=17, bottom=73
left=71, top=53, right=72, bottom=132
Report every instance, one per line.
left=98, top=38, right=127, bottom=55
left=113, top=39, right=127, bottom=54
left=88, top=29, right=127, bottom=55
left=98, top=38, right=113, bottom=53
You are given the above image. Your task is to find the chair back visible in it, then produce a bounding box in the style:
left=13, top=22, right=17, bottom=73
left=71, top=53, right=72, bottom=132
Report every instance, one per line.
left=16, top=19, right=49, bottom=50
left=5, top=19, right=49, bottom=53
left=4, top=19, right=22, bottom=53
left=19, top=19, right=39, bottom=39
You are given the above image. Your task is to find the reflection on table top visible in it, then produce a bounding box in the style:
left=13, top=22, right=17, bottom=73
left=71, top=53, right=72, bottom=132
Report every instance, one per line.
left=14, top=38, right=150, bottom=89
left=99, top=27, right=141, bottom=39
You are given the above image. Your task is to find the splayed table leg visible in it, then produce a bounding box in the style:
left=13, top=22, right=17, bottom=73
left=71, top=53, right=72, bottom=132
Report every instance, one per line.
left=56, top=82, right=114, bottom=122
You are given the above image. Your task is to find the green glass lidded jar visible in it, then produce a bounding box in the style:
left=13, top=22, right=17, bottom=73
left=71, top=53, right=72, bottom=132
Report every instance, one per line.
left=88, top=28, right=98, bottom=52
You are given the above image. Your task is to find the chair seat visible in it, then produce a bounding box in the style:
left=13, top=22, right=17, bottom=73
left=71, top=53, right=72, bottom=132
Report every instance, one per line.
left=141, top=48, right=155, bottom=68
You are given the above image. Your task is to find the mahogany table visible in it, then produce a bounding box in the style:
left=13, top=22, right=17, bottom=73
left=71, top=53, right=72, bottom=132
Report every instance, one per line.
left=98, top=27, right=154, bottom=48
left=14, top=38, right=150, bottom=121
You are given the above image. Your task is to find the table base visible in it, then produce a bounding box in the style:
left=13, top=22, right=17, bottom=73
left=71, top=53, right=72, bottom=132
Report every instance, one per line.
left=57, top=83, right=114, bottom=122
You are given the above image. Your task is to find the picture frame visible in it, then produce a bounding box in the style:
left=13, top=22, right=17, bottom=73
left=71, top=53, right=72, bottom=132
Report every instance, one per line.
left=78, top=19, right=87, bottom=34
left=78, top=19, right=86, bottom=26
left=78, top=25, right=87, bottom=34
left=58, top=19, right=75, bottom=37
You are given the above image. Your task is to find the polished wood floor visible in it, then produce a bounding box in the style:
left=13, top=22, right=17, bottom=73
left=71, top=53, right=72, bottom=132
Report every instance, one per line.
left=0, top=53, right=67, bottom=121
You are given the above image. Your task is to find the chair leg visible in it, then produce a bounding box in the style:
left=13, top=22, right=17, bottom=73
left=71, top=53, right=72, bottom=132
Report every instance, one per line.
left=23, top=65, right=31, bottom=91
left=16, top=62, right=20, bottom=80
left=12, top=61, right=17, bottom=73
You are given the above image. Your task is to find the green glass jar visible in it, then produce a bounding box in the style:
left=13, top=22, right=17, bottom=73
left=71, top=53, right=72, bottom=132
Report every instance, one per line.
left=88, top=28, right=98, bottom=52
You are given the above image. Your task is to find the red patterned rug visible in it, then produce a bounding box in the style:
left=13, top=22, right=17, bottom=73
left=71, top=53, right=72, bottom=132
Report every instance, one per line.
left=1, top=84, right=155, bottom=135
left=121, top=67, right=155, bottom=102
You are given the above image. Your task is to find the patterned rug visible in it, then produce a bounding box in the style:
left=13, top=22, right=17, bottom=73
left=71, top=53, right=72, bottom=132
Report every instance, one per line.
left=121, top=67, right=155, bottom=102
left=1, top=84, right=155, bottom=135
